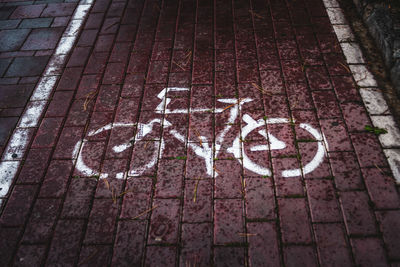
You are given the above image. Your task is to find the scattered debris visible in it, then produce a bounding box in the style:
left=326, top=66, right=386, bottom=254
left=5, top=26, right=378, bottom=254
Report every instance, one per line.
left=238, top=232, right=257, bottom=237
left=222, top=103, right=235, bottom=111
left=338, top=61, right=351, bottom=73
left=143, top=140, right=151, bottom=150
left=252, top=83, right=272, bottom=96
left=172, top=60, right=186, bottom=71
left=103, top=21, right=118, bottom=31
left=132, top=205, right=158, bottom=220
left=374, top=163, right=387, bottom=176
left=240, top=179, right=246, bottom=196
left=191, top=126, right=203, bottom=146
left=104, top=179, right=110, bottom=190
left=193, top=179, right=200, bottom=202
left=248, top=9, right=264, bottom=19
left=78, top=248, right=99, bottom=265
left=83, top=90, right=98, bottom=111
left=118, top=188, right=134, bottom=197
left=213, top=165, right=220, bottom=175
left=364, top=125, right=388, bottom=135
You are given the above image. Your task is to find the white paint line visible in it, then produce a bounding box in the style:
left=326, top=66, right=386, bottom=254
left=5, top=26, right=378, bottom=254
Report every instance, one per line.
left=266, top=118, right=291, bottom=124
left=72, top=139, right=82, bottom=160
left=156, top=87, right=251, bottom=114
left=349, top=65, right=378, bottom=87
left=384, top=149, right=400, bottom=183
left=129, top=141, right=162, bottom=176
left=45, top=55, right=67, bottom=76
left=340, top=42, right=365, bottom=64
left=100, top=173, right=109, bottom=179
left=31, top=76, right=58, bottom=100
left=228, top=114, right=271, bottom=176
left=0, top=0, right=94, bottom=200
left=74, top=139, right=99, bottom=177
left=322, top=0, right=340, bottom=7
left=64, top=20, right=82, bottom=37
left=324, top=1, right=400, bottom=183
left=80, top=0, right=94, bottom=4
left=326, top=7, right=347, bottom=24
left=370, top=115, right=400, bottom=148
left=214, top=98, right=251, bottom=159
left=333, top=25, right=355, bottom=42
left=282, top=124, right=326, bottom=177
left=55, top=36, right=75, bottom=55
left=256, top=129, right=286, bottom=150
left=74, top=120, right=167, bottom=179
left=227, top=115, right=326, bottom=177
left=0, top=161, right=19, bottom=197
left=18, top=100, right=47, bottom=128
left=88, top=122, right=136, bottom=136
left=359, top=88, right=390, bottom=115
left=162, top=108, right=225, bottom=114
left=72, top=4, right=92, bottom=21
left=2, top=128, right=34, bottom=161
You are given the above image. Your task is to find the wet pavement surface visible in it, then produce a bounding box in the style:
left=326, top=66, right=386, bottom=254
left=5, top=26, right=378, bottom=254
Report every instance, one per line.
left=0, top=0, right=400, bottom=266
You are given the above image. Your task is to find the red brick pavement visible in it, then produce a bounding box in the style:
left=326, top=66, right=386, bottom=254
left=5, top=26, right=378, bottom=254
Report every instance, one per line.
left=1, top=0, right=400, bottom=266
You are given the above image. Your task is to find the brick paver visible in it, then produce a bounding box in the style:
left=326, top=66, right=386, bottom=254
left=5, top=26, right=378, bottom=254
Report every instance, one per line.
left=1, top=0, right=400, bottom=265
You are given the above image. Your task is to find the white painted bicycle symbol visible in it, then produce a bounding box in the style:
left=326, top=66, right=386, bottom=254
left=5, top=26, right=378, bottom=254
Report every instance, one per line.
left=73, top=87, right=327, bottom=179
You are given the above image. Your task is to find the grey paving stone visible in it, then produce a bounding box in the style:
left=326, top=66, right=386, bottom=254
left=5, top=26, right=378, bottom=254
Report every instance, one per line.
left=5, top=55, right=49, bottom=77
left=19, top=17, right=52, bottom=28
left=0, top=19, right=20, bottom=30
left=0, top=29, right=30, bottom=52
left=0, top=58, right=12, bottom=76
left=21, top=27, right=63, bottom=50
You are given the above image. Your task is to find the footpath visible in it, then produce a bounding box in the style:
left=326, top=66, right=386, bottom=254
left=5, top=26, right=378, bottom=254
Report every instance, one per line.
left=0, top=0, right=400, bottom=265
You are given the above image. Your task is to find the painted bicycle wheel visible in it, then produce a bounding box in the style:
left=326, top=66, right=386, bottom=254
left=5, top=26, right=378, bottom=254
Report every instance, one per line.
left=227, top=114, right=327, bottom=177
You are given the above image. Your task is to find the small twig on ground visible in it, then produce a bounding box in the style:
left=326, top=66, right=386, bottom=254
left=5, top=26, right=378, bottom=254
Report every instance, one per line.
left=111, top=186, right=117, bottom=204
left=338, top=61, right=351, bottom=73
left=184, top=49, right=192, bottom=64
left=191, top=127, right=203, bottom=146
left=83, top=90, right=98, bottom=111
left=172, top=60, right=186, bottom=71
left=103, top=21, right=118, bottom=31
left=291, top=99, right=299, bottom=109
left=104, top=179, right=110, bottom=190
left=374, top=163, right=386, bottom=176
left=143, top=140, right=151, bottom=150
left=213, top=165, right=220, bottom=175
left=222, top=103, right=236, bottom=111
left=79, top=248, right=99, bottom=265
left=132, top=205, right=158, bottom=220
left=238, top=232, right=257, bottom=237
left=193, top=179, right=200, bottom=202
left=252, top=83, right=272, bottom=96
left=248, top=9, right=264, bottom=19
left=240, top=179, right=246, bottom=196
left=119, top=188, right=134, bottom=197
